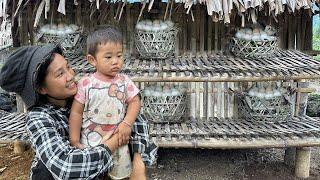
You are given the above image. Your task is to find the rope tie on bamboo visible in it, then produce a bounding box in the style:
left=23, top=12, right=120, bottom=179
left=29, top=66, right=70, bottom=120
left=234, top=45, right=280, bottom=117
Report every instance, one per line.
left=192, top=139, right=198, bottom=148
left=284, top=138, right=289, bottom=148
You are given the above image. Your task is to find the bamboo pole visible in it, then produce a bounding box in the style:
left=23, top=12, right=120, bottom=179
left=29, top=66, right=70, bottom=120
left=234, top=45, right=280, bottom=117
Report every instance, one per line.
left=217, top=82, right=222, bottom=118
left=228, top=82, right=234, bottom=118
left=295, top=80, right=301, bottom=117
left=27, top=4, right=34, bottom=45
left=152, top=137, right=320, bottom=149
left=233, top=82, right=239, bottom=118
left=190, top=80, right=196, bottom=118
left=199, top=6, right=204, bottom=53
left=207, top=81, right=213, bottom=118
left=130, top=74, right=320, bottom=83
left=224, top=82, right=228, bottom=118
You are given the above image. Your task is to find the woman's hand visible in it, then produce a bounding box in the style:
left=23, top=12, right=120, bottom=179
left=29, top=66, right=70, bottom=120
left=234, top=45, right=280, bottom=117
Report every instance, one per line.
left=72, top=142, right=86, bottom=149
left=101, top=132, right=120, bottom=153
left=117, top=121, right=132, bottom=146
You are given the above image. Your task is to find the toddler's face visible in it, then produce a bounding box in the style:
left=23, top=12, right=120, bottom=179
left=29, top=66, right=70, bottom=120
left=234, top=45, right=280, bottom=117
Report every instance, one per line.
left=93, top=42, right=124, bottom=79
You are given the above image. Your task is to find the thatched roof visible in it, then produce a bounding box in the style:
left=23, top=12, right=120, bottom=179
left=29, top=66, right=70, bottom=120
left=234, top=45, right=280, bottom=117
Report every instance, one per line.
left=1, top=0, right=319, bottom=26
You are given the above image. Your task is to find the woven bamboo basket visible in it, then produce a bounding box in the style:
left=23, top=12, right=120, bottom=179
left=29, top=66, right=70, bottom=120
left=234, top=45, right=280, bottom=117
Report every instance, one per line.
left=142, top=93, right=186, bottom=123
left=36, top=29, right=85, bottom=59
left=135, top=27, right=178, bottom=59
left=235, top=92, right=292, bottom=122
left=0, top=22, right=12, bottom=51
left=0, top=47, right=12, bottom=69
left=230, top=37, right=278, bottom=58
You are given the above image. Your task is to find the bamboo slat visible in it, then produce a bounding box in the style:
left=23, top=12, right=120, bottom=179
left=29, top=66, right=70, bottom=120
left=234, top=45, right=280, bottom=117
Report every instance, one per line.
left=68, top=50, right=320, bottom=82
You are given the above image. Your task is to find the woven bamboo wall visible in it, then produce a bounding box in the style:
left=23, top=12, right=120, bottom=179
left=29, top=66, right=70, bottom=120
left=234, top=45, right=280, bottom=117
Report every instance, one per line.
left=12, top=1, right=313, bottom=53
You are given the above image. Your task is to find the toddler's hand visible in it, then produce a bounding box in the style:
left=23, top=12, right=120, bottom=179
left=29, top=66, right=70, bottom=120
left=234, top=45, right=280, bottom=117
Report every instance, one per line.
left=117, top=121, right=132, bottom=146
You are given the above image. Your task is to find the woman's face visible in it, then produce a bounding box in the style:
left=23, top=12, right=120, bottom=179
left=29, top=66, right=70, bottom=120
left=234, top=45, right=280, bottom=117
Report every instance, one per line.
left=38, top=53, right=77, bottom=104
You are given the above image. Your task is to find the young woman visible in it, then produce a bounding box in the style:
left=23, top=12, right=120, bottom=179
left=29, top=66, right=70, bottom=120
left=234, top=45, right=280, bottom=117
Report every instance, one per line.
left=0, top=44, right=157, bottom=180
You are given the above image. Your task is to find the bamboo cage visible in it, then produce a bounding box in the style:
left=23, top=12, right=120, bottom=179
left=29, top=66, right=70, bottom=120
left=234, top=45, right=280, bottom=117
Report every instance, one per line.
left=1, top=0, right=320, bottom=178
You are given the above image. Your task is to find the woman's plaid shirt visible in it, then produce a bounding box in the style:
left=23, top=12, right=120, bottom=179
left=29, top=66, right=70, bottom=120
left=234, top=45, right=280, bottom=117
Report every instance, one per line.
left=26, top=104, right=157, bottom=180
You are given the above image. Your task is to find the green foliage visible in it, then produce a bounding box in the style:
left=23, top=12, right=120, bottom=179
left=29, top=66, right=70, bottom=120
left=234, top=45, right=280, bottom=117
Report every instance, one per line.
left=313, top=16, right=320, bottom=51
left=314, top=55, right=320, bottom=61
left=313, top=37, right=320, bottom=51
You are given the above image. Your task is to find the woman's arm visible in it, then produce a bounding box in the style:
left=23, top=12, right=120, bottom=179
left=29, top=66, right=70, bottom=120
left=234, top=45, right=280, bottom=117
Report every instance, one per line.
left=26, top=109, right=117, bottom=179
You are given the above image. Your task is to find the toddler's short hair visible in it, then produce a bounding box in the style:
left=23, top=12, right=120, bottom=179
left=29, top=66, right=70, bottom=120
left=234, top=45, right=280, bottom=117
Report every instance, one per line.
left=87, top=25, right=123, bottom=57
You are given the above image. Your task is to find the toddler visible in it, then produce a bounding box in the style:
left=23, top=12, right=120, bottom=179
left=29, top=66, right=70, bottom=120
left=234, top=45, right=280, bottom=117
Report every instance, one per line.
left=69, top=25, right=141, bottom=179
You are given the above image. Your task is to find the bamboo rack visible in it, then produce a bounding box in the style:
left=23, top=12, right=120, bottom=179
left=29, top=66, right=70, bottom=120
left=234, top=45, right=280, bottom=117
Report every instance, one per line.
left=149, top=116, right=320, bottom=148
left=1, top=110, right=320, bottom=149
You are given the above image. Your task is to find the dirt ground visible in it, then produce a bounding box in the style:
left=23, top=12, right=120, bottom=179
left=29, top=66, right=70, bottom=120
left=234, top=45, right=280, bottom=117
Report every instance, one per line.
left=0, top=143, right=319, bottom=180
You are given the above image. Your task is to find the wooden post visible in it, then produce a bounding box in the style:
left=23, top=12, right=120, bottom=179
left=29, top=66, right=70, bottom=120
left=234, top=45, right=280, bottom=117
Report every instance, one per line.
left=278, top=11, right=288, bottom=49
left=14, top=95, right=27, bottom=153
left=295, top=80, right=309, bottom=116
left=295, top=147, right=311, bottom=178
left=288, top=13, right=296, bottom=49
left=300, top=10, right=307, bottom=50
left=220, top=23, right=226, bottom=51
left=13, top=140, right=26, bottom=154
left=182, top=12, right=188, bottom=54
left=125, top=4, right=131, bottom=55
left=199, top=7, right=204, bottom=53
left=304, top=12, right=313, bottom=51
left=207, top=15, right=212, bottom=53
left=75, top=0, right=82, bottom=26
left=296, top=11, right=302, bottom=50
left=292, top=79, right=311, bottom=177
left=27, top=4, right=34, bottom=45
left=213, top=21, right=218, bottom=51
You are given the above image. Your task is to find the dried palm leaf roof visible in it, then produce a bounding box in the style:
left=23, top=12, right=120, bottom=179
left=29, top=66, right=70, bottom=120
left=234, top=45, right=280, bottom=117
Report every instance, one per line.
left=1, top=0, right=320, bottom=27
